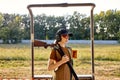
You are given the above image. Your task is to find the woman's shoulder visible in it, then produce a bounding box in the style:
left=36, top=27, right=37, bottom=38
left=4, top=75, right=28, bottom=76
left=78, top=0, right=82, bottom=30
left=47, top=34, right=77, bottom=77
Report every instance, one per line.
left=66, top=46, right=72, bottom=50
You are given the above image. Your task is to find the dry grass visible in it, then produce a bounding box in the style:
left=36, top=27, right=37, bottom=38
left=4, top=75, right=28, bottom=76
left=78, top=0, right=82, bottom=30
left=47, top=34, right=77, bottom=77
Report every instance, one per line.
left=0, top=44, right=120, bottom=80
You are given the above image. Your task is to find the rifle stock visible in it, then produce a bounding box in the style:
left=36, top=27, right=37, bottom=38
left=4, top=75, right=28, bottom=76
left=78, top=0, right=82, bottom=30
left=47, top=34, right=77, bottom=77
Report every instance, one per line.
left=34, top=40, right=55, bottom=48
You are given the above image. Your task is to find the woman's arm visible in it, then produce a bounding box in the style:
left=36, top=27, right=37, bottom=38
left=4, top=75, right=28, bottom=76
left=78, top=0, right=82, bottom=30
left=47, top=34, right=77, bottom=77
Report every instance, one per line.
left=47, top=55, right=69, bottom=71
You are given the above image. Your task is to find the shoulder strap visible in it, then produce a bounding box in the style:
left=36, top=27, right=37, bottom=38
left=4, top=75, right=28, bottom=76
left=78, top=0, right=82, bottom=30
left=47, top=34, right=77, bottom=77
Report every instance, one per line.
left=66, top=47, right=73, bottom=65
left=54, top=44, right=64, bottom=57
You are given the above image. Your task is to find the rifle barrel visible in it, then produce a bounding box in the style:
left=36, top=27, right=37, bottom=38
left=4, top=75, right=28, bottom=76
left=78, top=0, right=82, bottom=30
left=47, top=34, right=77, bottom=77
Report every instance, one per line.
left=34, top=40, right=55, bottom=48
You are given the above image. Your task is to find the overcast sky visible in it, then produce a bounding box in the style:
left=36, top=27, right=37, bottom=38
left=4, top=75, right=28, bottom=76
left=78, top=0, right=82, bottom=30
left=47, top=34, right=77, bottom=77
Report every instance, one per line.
left=0, top=0, right=120, bottom=16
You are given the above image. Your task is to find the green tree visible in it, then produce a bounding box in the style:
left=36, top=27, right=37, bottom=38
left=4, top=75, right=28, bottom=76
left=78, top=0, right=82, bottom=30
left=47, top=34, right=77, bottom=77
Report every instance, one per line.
left=0, top=27, right=10, bottom=43
left=21, top=14, right=30, bottom=40
left=9, top=15, right=23, bottom=43
left=105, top=10, right=120, bottom=40
left=34, top=14, right=48, bottom=39
left=67, top=11, right=87, bottom=40
left=94, top=10, right=120, bottom=40
left=94, top=11, right=108, bottom=40
left=0, top=13, right=4, bottom=28
left=0, top=14, right=23, bottom=43
left=46, top=15, right=57, bottom=39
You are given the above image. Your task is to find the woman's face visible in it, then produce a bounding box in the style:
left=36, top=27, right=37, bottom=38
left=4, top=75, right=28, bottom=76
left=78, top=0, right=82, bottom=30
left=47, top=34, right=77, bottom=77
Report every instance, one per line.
left=61, top=34, right=69, bottom=43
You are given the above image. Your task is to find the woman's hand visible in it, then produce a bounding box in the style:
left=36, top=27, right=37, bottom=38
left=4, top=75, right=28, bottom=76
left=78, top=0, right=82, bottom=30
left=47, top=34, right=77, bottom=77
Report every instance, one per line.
left=61, top=55, right=69, bottom=64
left=48, top=55, right=69, bottom=71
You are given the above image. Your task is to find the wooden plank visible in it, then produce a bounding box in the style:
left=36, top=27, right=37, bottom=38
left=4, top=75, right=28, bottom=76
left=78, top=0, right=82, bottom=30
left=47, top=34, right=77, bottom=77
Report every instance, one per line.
left=77, top=75, right=93, bottom=80
left=34, top=75, right=53, bottom=80
left=0, top=78, right=31, bottom=80
left=34, top=74, right=93, bottom=80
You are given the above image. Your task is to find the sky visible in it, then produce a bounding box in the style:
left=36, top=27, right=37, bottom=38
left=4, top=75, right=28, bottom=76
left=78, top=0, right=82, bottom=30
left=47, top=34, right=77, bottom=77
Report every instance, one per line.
left=0, top=0, right=120, bottom=16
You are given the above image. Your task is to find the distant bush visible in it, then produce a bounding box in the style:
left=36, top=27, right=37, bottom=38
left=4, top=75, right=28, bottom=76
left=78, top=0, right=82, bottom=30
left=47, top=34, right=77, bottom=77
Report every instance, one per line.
left=118, top=39, right=120, bottom=43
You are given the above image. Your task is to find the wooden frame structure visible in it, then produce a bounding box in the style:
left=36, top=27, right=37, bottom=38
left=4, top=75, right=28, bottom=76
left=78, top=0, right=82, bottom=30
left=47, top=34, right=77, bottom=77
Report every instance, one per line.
left=27, top=3, right=95, bottom=80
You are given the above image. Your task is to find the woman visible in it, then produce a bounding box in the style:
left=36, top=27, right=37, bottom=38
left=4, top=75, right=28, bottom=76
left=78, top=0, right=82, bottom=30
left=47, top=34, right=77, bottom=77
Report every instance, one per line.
left=47, top=28, right=74, bottom=80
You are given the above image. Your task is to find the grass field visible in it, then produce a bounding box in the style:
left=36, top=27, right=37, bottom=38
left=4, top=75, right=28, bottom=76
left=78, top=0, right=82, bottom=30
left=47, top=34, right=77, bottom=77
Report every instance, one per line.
left=0, top=43, right=120, bottom=80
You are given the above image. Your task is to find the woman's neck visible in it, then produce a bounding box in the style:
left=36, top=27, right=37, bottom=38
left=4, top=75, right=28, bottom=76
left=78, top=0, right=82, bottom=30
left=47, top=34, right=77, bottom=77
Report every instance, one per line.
left=58, top=42, right=66, bottom=47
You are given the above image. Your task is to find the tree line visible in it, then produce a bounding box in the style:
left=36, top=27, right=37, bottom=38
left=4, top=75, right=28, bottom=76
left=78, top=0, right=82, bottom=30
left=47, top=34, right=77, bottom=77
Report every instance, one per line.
left=0, top=9, right=120, bottom=44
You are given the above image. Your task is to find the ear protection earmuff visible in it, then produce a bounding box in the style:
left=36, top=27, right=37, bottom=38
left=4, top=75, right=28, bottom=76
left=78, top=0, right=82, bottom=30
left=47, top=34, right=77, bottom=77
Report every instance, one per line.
left=56, top=33, right=61, bottom=42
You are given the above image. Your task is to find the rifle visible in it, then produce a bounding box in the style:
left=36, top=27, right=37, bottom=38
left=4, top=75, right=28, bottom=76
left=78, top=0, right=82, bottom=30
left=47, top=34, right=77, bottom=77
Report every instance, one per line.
left=34, top=39, right=55, bottom=48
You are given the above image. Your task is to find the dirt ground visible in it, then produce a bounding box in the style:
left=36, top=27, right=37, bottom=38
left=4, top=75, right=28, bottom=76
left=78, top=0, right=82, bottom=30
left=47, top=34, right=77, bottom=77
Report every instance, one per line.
left=0, top=60, right=120, bottom=80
